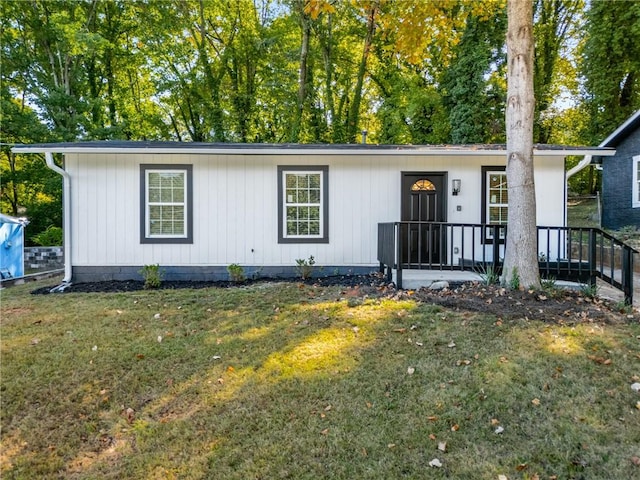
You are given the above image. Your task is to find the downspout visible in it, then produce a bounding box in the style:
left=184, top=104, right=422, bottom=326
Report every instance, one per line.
left=45, top=152, right=72, bottom=288
left=565, top=154, right=593, bottom=229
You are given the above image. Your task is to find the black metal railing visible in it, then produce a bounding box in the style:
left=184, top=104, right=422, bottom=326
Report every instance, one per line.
left=377, top=222, right=637, bottom=304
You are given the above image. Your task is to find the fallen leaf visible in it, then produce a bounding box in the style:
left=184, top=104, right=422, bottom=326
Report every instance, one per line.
left=154, top=313, right=161, bottom=319
left=427, top=416, right=438, bottom=421
left=30, top=338, right=40, bottom=345
left=135, top=354, right=145, bottom=360
left=428, top=458, right=442, bottom=468
left=438, top=441, right=447, bottom=452
left=388, top=443, right=396, bottom=449
left=531, top=398, right=541, bottom=406
left=516, top=463, right=527, bottom=471
left=451, top=424, right=459, bottom=432
left=320, top=428, right=329, bottom=435
left=498, top=475, right=508, bottom=480
left=499, top=356, right=508, bottom=363
left=429, top=433, right=437, bottom=440
left=491, top=418, right=500, bottom=426
left=588, top=355, right=612, bottom=365
left=92, top=345, right=98, bottom=351
left=227, top=366, right=235, bottom=372
left=448, top=341, right=456, bottom=348
left=324, top=404, right=332, bottom=411
left=407, top=367, right=415, bottom=375
left=631, top=456, right=640, bottom=466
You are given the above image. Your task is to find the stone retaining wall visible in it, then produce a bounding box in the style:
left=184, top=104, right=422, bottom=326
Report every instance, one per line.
left=24, top=247, right=64, bottom=272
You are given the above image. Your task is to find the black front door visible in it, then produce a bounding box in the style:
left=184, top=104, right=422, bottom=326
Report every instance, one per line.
left=401, top=173, right=446, bottom=265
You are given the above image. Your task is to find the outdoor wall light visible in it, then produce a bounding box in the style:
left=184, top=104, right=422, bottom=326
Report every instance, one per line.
left=452, top=179, right=461, bottom=196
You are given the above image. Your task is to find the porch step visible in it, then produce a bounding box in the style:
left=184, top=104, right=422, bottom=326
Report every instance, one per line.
left=392, top=270, right=484, bottom=290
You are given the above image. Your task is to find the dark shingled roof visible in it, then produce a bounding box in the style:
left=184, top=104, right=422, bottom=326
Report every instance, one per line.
left=11, top=140, right=613, bottom=156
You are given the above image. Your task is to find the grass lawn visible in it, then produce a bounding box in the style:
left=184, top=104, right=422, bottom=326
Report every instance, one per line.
left=2, top=280, right=639, bottom=479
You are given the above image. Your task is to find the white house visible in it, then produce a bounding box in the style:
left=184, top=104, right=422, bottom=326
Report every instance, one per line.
left=12, top=142, right=614, bottom=285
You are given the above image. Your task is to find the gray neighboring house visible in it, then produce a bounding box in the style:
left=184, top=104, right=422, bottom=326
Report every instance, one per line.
left=599, top=109, right=640, bottom=230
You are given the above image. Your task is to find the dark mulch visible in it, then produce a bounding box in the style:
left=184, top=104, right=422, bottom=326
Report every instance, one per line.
left=31, top=273, right=635, bottom=324
left=30, top=273, right=388, bottom=295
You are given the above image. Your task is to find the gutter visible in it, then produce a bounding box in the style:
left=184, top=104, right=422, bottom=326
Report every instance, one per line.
left=45, top=152, right=72, bottom=289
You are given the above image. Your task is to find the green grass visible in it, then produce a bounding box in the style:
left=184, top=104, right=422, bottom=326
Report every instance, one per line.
left=567, top=196, right=599, bottom=228
left=2, top=281, right=640, bottom=479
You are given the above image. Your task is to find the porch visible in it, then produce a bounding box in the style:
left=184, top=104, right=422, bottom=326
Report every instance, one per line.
left=377, top=222, right=638, bottom=305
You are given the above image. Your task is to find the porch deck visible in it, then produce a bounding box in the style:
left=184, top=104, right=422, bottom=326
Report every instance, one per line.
left=378, top=222, right=638, bottom=304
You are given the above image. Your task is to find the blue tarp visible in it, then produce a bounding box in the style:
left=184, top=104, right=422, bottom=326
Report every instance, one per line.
left=0, top=214, right=28, bottom=279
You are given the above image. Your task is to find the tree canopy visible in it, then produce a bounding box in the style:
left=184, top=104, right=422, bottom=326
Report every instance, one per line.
left=2, top=0, right=639, bottom=241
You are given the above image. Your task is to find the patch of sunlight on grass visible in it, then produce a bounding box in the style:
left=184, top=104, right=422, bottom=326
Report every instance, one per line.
left=291, top=298, right=417, bottom=327
left=0, top=432, right=28, bottom=473
left=261, top=327, right=364, bottom=379
left=539, top=328, right=586, bottom=355
left=236, top=325, right=273, bottom=341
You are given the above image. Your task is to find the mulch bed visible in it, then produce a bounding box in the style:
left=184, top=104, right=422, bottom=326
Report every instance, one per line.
left=31, top=273, right=635, bottom=324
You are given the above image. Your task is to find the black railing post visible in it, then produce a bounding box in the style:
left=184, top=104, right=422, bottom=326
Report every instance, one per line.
left=492, top=225, right=500, bottom=270
left=622, top=246, right=634, bottom=305
left=588, top=229, right=597, bottom=287
left=396, top=223, right=403, bottom=289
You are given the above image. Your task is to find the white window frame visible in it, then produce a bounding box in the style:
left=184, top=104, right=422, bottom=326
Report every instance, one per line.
left=486, top=170, right=508, bottom=226
left=633, top=155, right=640, bottom=208
left=140, top=164, right=193, bottom=244
left=278, top=166, right=329, bottom=244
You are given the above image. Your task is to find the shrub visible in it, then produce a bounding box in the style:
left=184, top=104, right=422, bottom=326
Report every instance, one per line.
left=139, top=264, right=163, bottom=289
left=31, top=226, right=63, bottom=246
left=295, top=255, right=315, bottom=280
left=227, top=263, right=245, bottom=282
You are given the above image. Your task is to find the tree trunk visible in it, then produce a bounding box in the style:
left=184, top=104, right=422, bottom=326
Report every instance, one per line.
left=346, top=3, right=377, bottom=143
left=502, top=0, right=540, bottom=289
left=291, top=6, right=311, bottom=143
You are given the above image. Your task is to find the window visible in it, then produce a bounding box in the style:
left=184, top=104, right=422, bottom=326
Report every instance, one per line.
left=140, top=164, right=193, bottom=244
left=278, top=166, right=328, bottom=243
left=487, top=171, right=508, bottom=224
left=633, top=156, right=640, bottom=208
left=481, top=166, right=507, bottom=241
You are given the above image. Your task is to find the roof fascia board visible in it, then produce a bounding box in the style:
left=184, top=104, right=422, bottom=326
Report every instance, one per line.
left=599, top=109, right=640, bottom=147
left=11, top=145, right=616, bottom=157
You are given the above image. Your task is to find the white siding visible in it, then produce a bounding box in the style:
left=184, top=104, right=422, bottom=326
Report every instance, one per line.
left=66, top=153, right=566, bottom=268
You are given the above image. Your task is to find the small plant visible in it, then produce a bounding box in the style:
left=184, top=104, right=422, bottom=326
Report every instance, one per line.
left=139, top=264, right=163, bottom=289
left=614, top=300, right=633, bottom=314
left=507, top=267, right=520, bottom=290
left=580, top=282, right=599, bottom=299
left=31, top=226, right=63, bottom=246
left=295, top=255, right=316, bottom=280
left=475, top=263, right=499, bottom=285
left=541, top=276, right=557, bottom=291
left=227, top=263, right=245, bottom=283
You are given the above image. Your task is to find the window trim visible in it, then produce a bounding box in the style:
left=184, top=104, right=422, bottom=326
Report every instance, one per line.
left=481, top=166, right=507, bottom=244
left=140, top=164, right=193, bottom=244
left=633, top=156, right=640, bottom=208
left=278, top=165, right=329, bottom=244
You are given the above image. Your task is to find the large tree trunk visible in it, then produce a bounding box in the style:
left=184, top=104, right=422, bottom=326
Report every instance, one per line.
left=502, top=0, right=540, bottom=289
